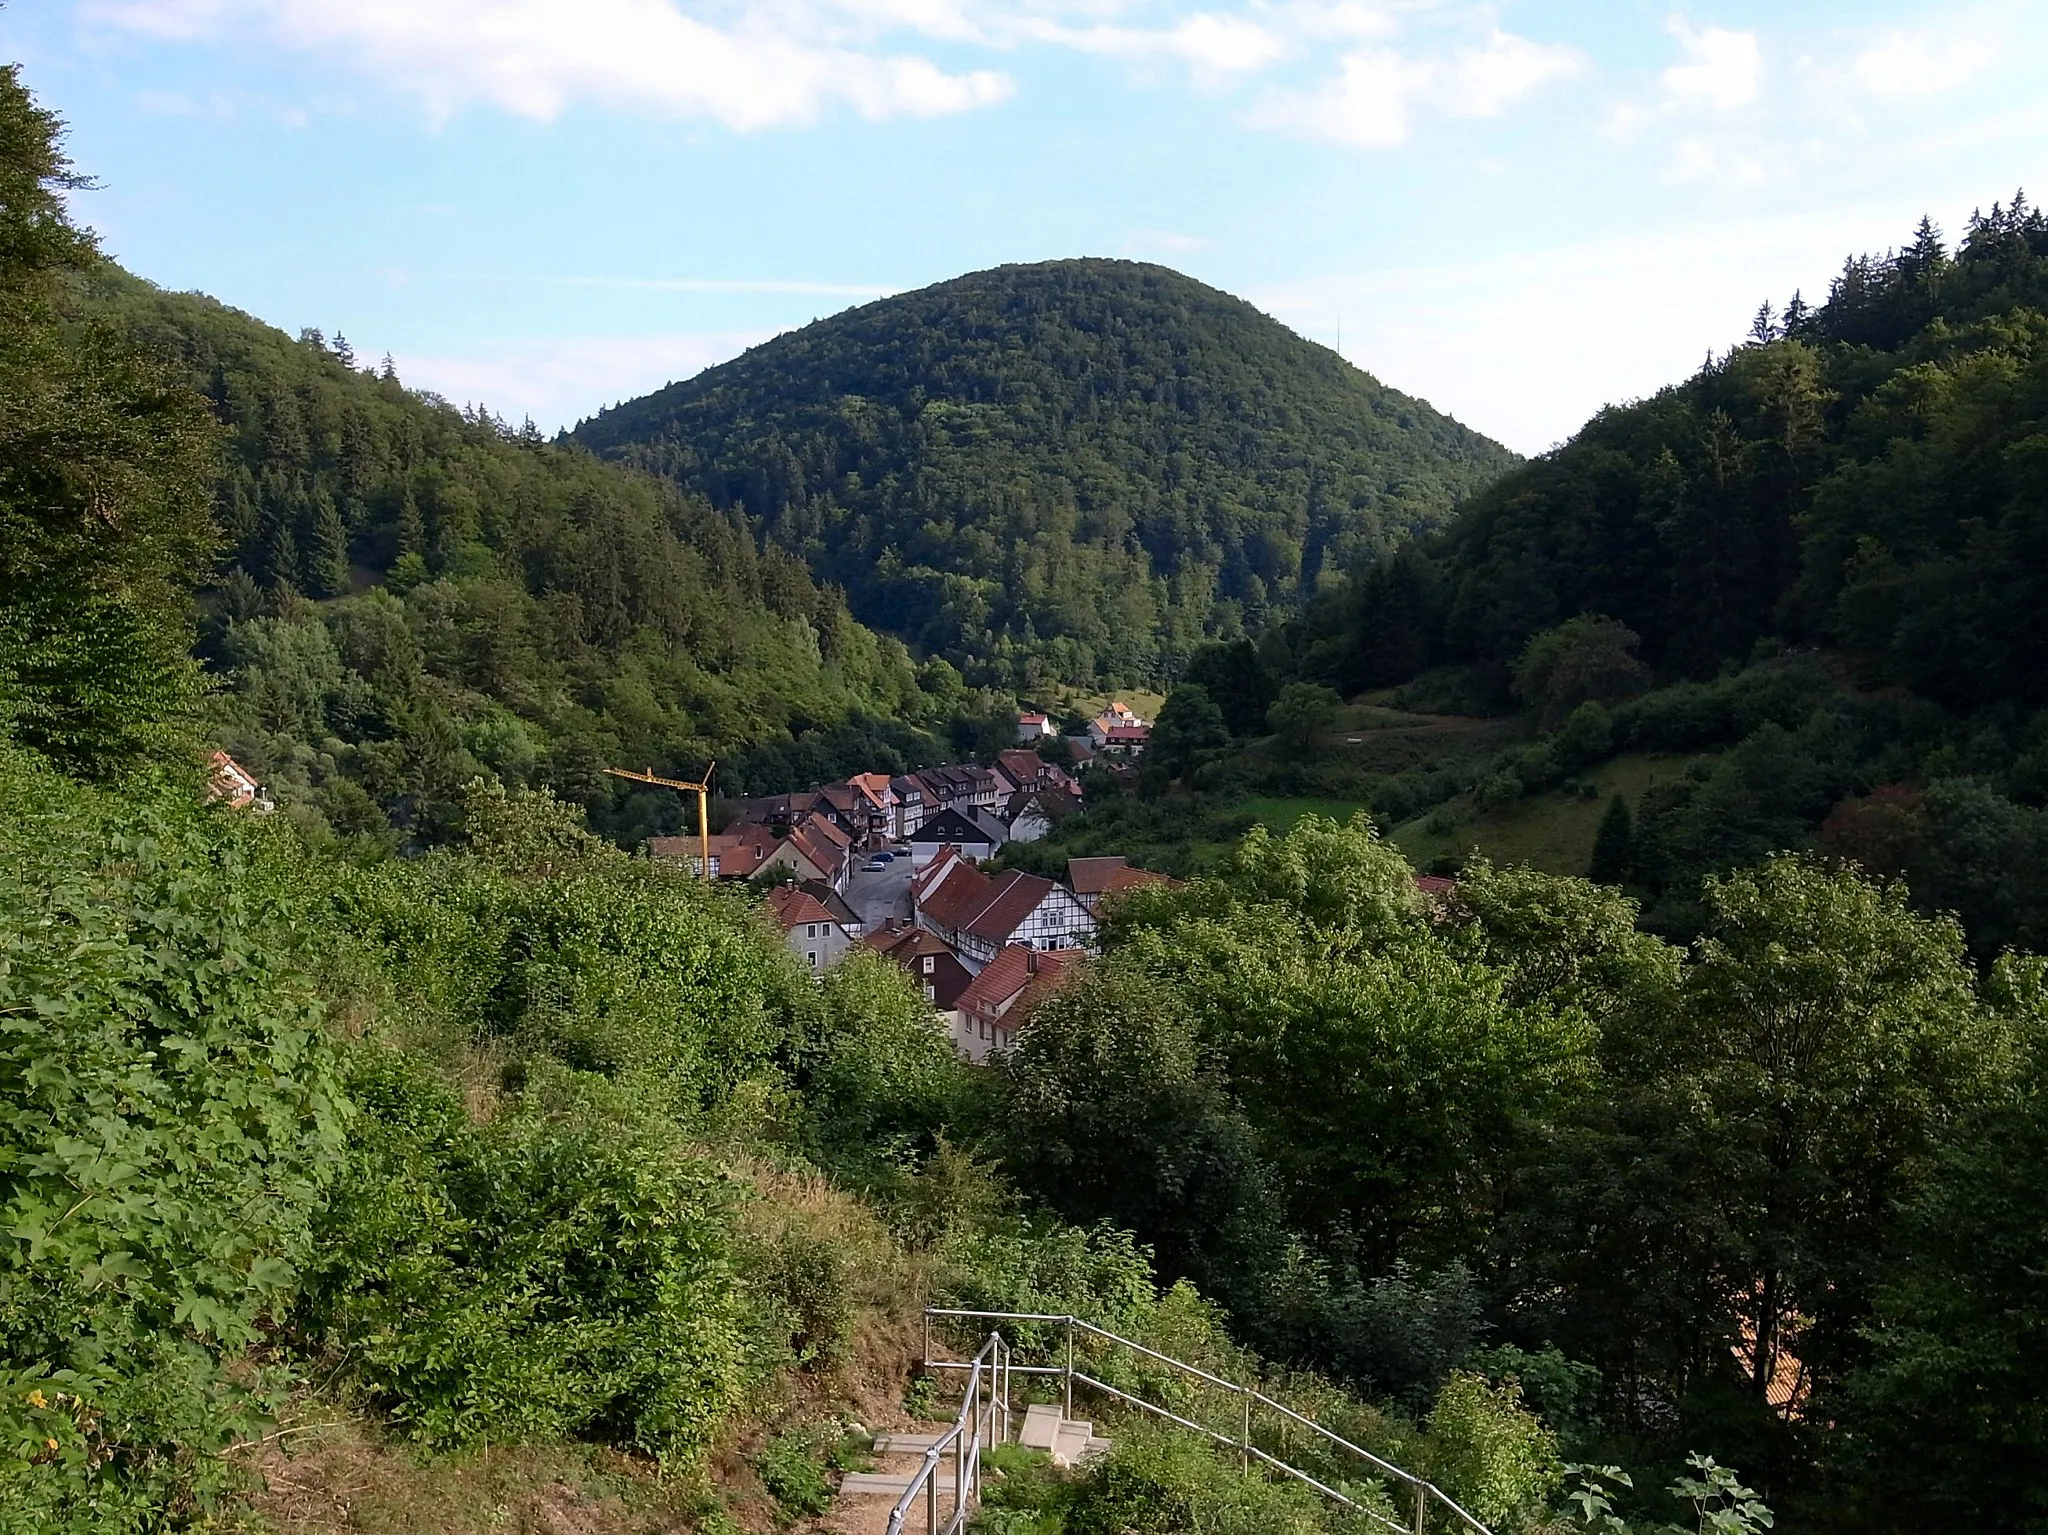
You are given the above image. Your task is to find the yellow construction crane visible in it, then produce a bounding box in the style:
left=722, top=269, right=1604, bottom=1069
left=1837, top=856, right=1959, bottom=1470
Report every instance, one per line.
left=604, top=762, right=715, bottom=880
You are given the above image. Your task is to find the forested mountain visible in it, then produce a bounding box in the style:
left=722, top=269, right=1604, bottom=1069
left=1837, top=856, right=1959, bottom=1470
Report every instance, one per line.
left=575, top=259, right=1516, bottom=690
left=1307, top=203, right=2048, bottom=697
left=82, top=273, right=974, bottom=842
left=1281, top=203, right=2048, bottom=944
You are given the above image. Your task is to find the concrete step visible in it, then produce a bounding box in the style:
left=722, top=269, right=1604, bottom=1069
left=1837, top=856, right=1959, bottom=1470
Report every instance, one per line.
left=839, top=1472, right=919, bottom=1497
left=872, top=1431, right=946, bottom=1455
left=1017, top=1404, right=1063, bottom=1451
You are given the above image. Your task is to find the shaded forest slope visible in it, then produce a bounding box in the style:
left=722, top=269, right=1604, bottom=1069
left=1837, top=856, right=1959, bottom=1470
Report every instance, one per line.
left=86, top=271, right=969, bottom=843
left=576, top=259, right=1517, bottom=690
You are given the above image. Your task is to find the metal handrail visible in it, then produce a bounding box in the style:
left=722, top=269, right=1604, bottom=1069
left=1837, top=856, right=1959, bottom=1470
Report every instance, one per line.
left=886, top=1329, right=1010, bottom=1535
left=922, top=1307, right=1495, bottom=1535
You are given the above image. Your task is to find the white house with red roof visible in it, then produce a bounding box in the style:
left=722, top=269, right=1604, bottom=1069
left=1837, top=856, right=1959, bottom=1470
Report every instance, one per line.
left=766, top=885, right=856, bottom=971
left=952, top=943, right=1082, bottom=1062
left=1015, top=711, right=1055, bottom=741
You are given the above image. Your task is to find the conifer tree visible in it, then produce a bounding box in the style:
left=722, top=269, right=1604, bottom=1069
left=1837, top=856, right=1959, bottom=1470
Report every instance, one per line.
left=1589, top=794, right=1634, bottom=885
left=306, top=488, right=350, bottom=597
left=0, top=63, right=218, bottom=775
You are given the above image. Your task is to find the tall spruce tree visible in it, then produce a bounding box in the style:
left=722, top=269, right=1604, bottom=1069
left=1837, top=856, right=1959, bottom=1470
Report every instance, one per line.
left=1589, top=794, right=1634, bottom=885
left=0, top=63, right=218, bottom=776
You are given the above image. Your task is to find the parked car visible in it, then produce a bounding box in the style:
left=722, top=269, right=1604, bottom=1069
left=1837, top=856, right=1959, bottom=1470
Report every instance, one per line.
left=872, top=850, right=895, bottom=863
left=863, top=858, right=888, bottom=872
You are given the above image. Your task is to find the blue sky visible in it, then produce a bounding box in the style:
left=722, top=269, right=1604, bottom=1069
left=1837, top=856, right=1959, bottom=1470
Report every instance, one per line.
left=6, top=0, right=2045, bottom=453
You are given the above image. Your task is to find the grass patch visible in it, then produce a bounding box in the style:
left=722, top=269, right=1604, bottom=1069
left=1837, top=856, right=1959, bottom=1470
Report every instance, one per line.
left=1393, top=753, right=1704, bottom=876
left=1238, top=796, right=1375, bottom=834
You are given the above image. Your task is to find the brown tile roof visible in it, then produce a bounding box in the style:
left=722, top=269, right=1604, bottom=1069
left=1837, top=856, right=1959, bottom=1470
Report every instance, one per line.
left=920, top=863, right=996, bottom=933
left=966, top=870, right=1058, bottom=943
left=1100, top=864, right=1173, bottom=897
left=955, top=943, right=1081, bottom=1022
left=1414, top=874, right=1458, bottom=896
left=1068, top=856, right=1131, bottom=895
left=803, top=813, right=853, bottom=849
left=846, top=772, right=896, bottom=809
left=783, top=824, right=842, bottom=876
left=799, top=879, right=862, bottom=930
left=766, top=885, right=837, bottom=932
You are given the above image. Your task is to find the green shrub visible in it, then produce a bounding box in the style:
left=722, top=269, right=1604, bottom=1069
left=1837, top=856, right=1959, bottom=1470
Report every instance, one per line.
left=299, top=1052, right=748, bottom=1458
left=1062, top=1426, right=1367, bottom=1535
left=754, top=1429, right=833, bottom=1518
left=1420, top=1372, right=1561, bottom=1529
left=0, top=754, right=348, bottom=1529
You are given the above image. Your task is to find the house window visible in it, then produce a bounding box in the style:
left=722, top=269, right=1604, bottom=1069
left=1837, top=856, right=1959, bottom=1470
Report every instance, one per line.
left=806, top=923, right=818, bottom=938
left=807, top=951, right=818, bottom=967
left=921, top=956, right=936, bottom=975
left=924, top=984, right=936, bottom=1001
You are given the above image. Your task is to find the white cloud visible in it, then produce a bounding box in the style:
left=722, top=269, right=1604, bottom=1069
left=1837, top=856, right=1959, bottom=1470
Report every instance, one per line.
left=1251, top=204, right=1934, bottom=455
left=1662, top=15, right=1761, bottom=111
left=1665, top=135, right=1765, bottom=187
left=1247, top=24, right=1583, bottom=147
left=86, top=0, right=1014, bottom=129
left=393, top=329, right=774, bottom=432
left=1007, top=11, right=1288, bottom=83
left=1849, top=30, right=1993, bottom=99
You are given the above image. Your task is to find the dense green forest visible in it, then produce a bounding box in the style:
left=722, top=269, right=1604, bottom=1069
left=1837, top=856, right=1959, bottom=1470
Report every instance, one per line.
left=1190, top=205, right=2048, bottom=940
left=575, top=260, right=1517, bottom=690
left=82, top=273, right=982, bottom=845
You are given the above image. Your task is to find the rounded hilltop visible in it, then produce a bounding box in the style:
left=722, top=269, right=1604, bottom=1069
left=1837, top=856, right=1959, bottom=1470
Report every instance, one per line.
left=575, top=257, right=1517, bottom=688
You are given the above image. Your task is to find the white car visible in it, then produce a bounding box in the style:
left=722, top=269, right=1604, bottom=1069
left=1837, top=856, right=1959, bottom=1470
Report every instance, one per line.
left=863, top=858, right=889, bottom=872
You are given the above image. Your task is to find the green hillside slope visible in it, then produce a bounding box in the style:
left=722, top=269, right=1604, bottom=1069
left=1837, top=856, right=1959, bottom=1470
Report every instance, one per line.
left=574, top=258, right=1517, bottom=689
left=84, top=272, right=972, bottom=843
left=1278, top=202, right=2048, bottom=946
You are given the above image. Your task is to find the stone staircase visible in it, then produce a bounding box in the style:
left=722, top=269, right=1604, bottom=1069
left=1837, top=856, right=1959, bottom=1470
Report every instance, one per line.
left=834, top=1406, right=1109, bottom=1512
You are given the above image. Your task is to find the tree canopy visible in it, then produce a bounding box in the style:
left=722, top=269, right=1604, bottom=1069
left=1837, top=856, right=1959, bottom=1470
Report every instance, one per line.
left=576, top=259, right=1517, bottom=691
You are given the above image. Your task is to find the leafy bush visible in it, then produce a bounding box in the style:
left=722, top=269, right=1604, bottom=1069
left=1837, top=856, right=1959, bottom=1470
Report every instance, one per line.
left=1419, top=1372, right=1561, bottom=1529
left=0, top=754, right=347, bottom=1529
left=298, top=1053, right=749, bottom=1458
left=753, top=1429, right=833, bottom=1518
left=1062, top=1426, right=1373, bottom=1535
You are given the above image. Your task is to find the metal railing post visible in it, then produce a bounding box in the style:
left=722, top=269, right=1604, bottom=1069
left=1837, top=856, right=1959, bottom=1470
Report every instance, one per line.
left=1414, top=1482, right=1427, bottom=1535
left=922, top=1311, right=931, bottom=1374
left=1241, top=1386, right=1251, bottom=1475
left=926, top=1460, right=937, bottom=1535
left=1064, top=1316, right=1075, bottom=1419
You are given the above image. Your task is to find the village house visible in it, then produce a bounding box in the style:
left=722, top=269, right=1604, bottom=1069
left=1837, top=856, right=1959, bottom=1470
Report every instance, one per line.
left=887, top=774, right=927, bottom=840
left=765, top=885, right=856, bottom=971
left=799, top=878, right=866, bottom=938
left=205, top=751, right=273, bottom=813
left=991, top=747, right=1079, bottom=799
left=861, top=918, right=975, bottom=1014
left=908, top=805, right=1008, bottom=868
left=1014, top=711, right=1055, bottom=741
left=912, top=849, right=996, bottom=955
left=650, top=812, right=852, bottom=888
left=845, top=772, right=899, bottom=846
left=951, top=944, right=1081, bottom=1063
left=1000, top=788, right=1075, bottom=844
left=952, top=870, right=1097, bottom=966
left=1067, top=855, right=1173, bottom=913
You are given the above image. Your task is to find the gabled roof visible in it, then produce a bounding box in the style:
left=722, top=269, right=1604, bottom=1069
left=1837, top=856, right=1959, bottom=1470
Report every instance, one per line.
left=766, top=885, right=838, bottom=932
left=965, top=871, right=1063, bottom=943
left=891, top=774, right=926, bottom=797
left=799, top=879, right=863, bottom=930
left=910, top=805, right=1008, bottom=845
left=802, top=813, right=853, bottom=850
left=1017, top=712, right=1048, bottom=725
left=1104, top=864, right=1173, bottom=897
left=955, top=943, right=1081, bottom=1022
left=783, top=823, right=843, bottom=875
left=911, top=845, right=964, bottom=900
left=1068, top=856, right=1131, bottom=895
left=920, top=863, right=997, bottom=933
left=817, top=783, right=864, bottom=814
left=1103, top=724, right=1150, bottom=742
left=1003, top=788, right=1076, bottom=825
left=847, top=772, right=897, bottom=809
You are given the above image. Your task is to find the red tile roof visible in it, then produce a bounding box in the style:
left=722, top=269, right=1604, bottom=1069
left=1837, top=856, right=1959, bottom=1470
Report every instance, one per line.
left=965, top=870, right=1059, bottom=944
left=766, top=885, right=837, bottom=932
left=1068, top=856, right=1131, bottom=895
left=1099, top=864, right=1172, bottom=898
left=920, top=863, right=996, bottom=933
left=955, top=943, right=1081, bottom=1023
